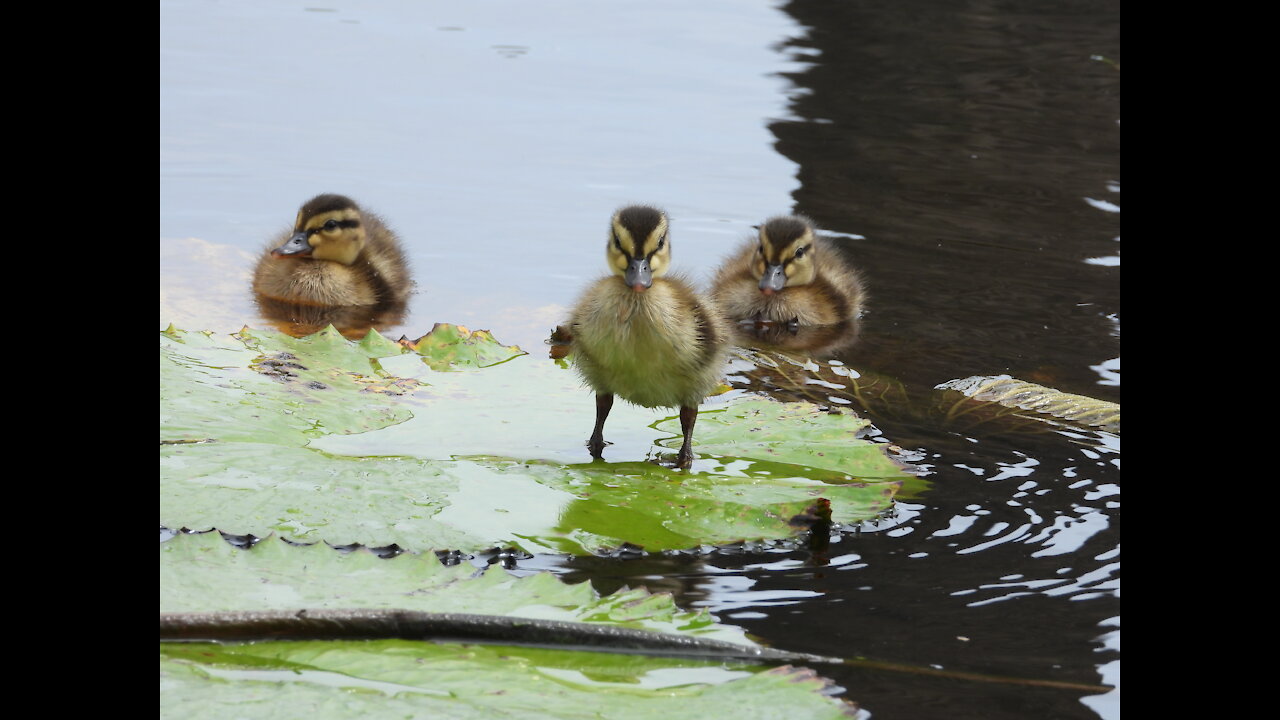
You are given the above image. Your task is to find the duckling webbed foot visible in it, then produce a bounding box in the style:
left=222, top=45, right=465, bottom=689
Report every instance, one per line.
left=587, top=393, right=615, bottom=459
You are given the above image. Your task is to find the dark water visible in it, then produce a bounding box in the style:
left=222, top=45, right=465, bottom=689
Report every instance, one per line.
left=549, top=3, right=1121, bottom=718
left=161, top=1, right=1119, bottom=717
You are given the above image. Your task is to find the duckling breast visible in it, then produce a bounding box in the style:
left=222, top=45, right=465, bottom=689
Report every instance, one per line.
left=253, top=256, right=381, bottom=307
left=570, top=278, right=724, bottom=409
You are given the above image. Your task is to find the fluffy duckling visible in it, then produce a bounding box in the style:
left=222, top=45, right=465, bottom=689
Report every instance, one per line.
left=567, top=206, right=729, bottom=469
left=252, top=194, right=412, bottom=310
left=711, top=215, right=864, bottom=327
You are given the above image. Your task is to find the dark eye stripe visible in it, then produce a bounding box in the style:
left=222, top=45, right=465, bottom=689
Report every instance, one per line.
left=308, top=219, right=360, bottom=235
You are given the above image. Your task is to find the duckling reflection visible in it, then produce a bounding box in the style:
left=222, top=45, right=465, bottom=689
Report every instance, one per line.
left=565, top=206, right=729, bottom=469
left=728, top=315, right=862, bottom=359
left=252, top=194, right=412, bottom=338
left=711, top=215, right=865, bottom=328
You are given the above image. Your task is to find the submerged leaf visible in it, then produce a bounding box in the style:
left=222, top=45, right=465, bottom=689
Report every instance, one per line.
left=936, top=375, right=1120, bottom=433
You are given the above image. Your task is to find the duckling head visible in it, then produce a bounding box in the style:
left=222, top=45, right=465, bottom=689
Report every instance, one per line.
left=754, top=215, right=818, bottom=295
left=607, top=205, right=671, bottom=293
left=271, top=194, right=368, bottom=266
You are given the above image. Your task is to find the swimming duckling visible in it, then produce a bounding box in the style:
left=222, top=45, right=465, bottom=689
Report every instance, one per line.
left=710, top=215, right=864, bottom=328
left=252, top=194, right=412, bottom=311
left=567, top=206, right=729, bottom=469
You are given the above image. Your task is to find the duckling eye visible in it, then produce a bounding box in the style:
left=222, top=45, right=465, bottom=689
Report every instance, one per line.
left=323, top=219, right=339, bottom=231
left=657, top=235, right=666, bottom=250
left=613, top=233, right=623, bottom=251
left=794, top=245, right=808, bottom=259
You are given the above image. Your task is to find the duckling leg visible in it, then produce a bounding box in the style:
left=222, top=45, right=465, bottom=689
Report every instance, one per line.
left=587, top=393, right=614, bottom=459
left=676, top=405, right=698, bottom=469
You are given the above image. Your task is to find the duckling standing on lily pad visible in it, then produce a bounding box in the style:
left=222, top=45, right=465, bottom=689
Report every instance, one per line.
left=711, top=215, right=864, bottom=328
left=252, top=194, right=412, bottom=332
left=566, top=206, right=729, bottom=469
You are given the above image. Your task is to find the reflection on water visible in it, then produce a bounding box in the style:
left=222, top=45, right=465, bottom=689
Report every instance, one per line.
left=536, top=0, right=1120, bottom=715
left=251, top=296, right=408, bottom=341
left=161, top=0, right=1118, bottom=717
left=728, top=317, right=862, bottom=358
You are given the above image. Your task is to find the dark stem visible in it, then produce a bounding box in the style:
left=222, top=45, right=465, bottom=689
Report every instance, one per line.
left=159, top=609, right=1113, bottom=693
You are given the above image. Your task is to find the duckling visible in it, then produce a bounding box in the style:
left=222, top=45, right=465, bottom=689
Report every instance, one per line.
left=710, top=215, right=864, bottom=328
left=252, top=194, right=412, bottom=310
left=566, top=206, right=729, bottom=469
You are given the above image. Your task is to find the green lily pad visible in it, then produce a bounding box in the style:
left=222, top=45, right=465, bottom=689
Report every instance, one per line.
left=159, top=532, right=856, bottom=719
left=659, top=399, right=908, bottom=480
left=160, top=325, right=915, bottom=554
left=408, top=322, right=528, bottom=370
left=161, top=530, right=745, bottom=642
left=160, top=326, right=413, bottom=445
left=160, top=641, right=852, bottom=720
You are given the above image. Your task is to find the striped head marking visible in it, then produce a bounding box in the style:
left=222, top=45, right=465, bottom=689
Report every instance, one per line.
left=272, top=193, right=367, bottom=265
left=608, top=205, right=670, bottom=292
left=754, top=215, right=817, bottom=294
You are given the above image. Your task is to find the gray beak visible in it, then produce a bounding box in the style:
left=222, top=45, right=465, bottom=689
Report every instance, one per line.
left=271, top=231, right=313, bottom=257
left=759, top=264, right=786, bottom=292
left=625, top=257, right=653, bottom=289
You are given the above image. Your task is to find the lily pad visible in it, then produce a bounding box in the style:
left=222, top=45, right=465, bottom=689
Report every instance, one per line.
left=659, top=399, right=907, bottom=479
left=161, top=530, right=746, bottom=642
left=160, top=641, right=852, bottom=719
left=159, top=532, right=856, bottom=719
left=160, top=325, right=915, bottom=554
left=160, top=326, right=413, bottom=445
left=407, top=321, right=529, bottom=370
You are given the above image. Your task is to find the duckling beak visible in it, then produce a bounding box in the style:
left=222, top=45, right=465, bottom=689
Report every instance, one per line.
left=625, top=257, right=653, bottom=292
left=271, top=231, right=314, bottom=257
left=759, top=264, right=786, bottom=295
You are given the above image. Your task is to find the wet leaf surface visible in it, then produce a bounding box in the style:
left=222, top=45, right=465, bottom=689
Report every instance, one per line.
left=160, top=532, right=856, bottom=719
left=161, top=325, right=915, bottom=554
left=161, top=641, right=854, bottom=719
left=161, top=531, right=748, bottom=642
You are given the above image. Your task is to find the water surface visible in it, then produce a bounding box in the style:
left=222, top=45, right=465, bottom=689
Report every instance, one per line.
left=160, top=2, right=1120, bottom=718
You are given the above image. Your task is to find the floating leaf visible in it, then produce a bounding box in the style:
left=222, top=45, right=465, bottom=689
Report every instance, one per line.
left=160, top=327, right=412, bottom=445
left=407, top=321, right=528, bottom=370
left=661, top=399, right=907, bottom=480
left=159, top=532, right=856, bottom=719
left=160, top=326, right=915, bottom=554
left=160, top=641, right=853, bottom=719
left=161, top=531, right=746, bottom=642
